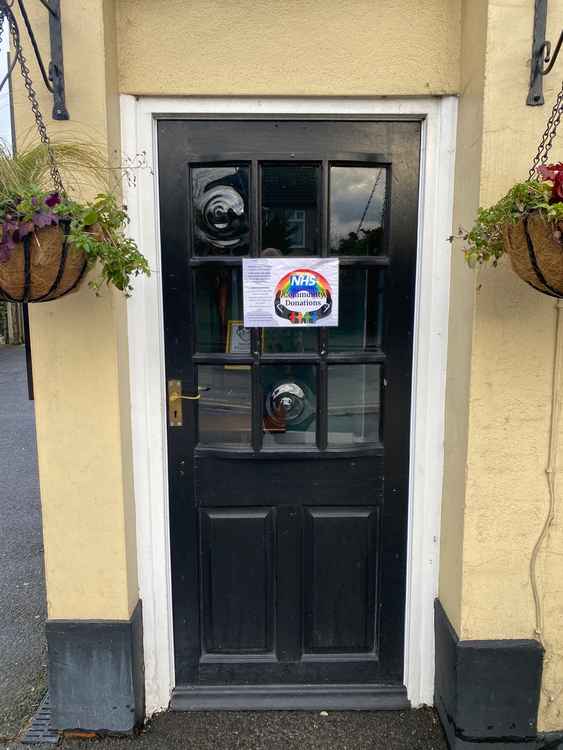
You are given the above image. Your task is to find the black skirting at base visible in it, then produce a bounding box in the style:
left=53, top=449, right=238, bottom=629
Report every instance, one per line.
left=46, top=600, right=144, bottom=733
left=434, top=599, right=563, bottom=749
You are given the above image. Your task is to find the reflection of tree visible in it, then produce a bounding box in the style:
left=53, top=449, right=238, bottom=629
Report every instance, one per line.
left=262, top=211, right=297, bottom=254
left=333, top=226, right=384, bottom=256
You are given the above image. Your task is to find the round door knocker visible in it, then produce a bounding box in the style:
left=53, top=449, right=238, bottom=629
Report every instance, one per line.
left=265, top=381, right=314, bottom=430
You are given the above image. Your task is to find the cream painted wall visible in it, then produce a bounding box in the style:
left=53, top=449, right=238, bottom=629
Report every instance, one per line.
left=116, top=0, right=461, bottom=97
left=11, top=0, right=138, bottom=621
left=452, top=0, right=563, bottom=732
left=439, top=0, right=487, bottom=636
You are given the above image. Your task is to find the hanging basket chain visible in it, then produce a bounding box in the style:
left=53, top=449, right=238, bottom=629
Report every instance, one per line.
left=529, top=79, right=563, bottom=180
left=0, top=2, right=64, bottom=194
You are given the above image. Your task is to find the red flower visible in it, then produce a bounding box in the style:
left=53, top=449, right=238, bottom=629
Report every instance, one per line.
left=538, top=163, right=563, bottom=181
left=552, top=171, right=563, bottom=201
left=537, top=163, right=563, bottom=203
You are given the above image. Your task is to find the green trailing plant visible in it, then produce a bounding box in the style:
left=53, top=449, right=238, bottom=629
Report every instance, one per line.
left=455, top=163, right=563, bottom=268
left=0, top=141, right=150, bottom=295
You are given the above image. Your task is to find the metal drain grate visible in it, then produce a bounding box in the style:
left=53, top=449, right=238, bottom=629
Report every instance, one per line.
left=21, top=694, right=60, bottom=745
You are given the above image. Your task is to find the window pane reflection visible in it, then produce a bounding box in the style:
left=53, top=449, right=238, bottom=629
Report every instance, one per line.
left=262, top=364, right=317, bottom=446
left=198, top=366, right=251, bottom=446
left=330, top=166, right=387, bottom=256
left=328, top=269, right=384, bottom=352
left=262, top=165, right=320, bottom=256
left=195, top=268, right=247, bottom=353
left=262, top=328, right=317, bottom=354
left=328, top=365, right=382, bottom=446
left=192, top=165, right=250, bottom=256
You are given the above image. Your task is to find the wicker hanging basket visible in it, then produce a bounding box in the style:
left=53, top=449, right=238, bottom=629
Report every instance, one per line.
left=0, top=225, right=89, bottom=303
left=503, top=212, right=563, bottom=298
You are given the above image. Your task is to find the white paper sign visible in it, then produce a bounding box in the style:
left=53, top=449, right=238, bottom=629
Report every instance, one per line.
left=243, top=258, right=339, bottom=328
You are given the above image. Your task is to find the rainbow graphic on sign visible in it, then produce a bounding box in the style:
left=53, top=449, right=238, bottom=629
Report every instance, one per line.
left=274, top=268, right=333, bottom=324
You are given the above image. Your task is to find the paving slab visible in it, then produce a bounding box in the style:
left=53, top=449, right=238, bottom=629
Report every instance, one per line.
left=0, top=346, right=46, bottom=741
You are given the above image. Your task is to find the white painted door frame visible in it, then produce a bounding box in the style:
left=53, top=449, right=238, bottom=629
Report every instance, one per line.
left=121, top=95, right=458, bottom=715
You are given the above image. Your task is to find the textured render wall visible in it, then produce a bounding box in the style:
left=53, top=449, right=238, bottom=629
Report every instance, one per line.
left=116, top=0, right=461, bottom=97
left=11, top=0, right=139, bottom=621
left=458, top=0, right=563, bottom=732
left=439, top=0, right=487, bottom=636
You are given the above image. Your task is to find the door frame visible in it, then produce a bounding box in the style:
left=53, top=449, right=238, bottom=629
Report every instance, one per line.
left=120, top=95, right=458, bottom=716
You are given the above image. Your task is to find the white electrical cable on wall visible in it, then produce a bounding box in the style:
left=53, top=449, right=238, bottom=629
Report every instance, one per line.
left=530, top=299, right=563, bottom=645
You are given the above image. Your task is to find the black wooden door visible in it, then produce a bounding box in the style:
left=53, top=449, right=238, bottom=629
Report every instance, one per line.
left=158, top=120, right=420, bottom=707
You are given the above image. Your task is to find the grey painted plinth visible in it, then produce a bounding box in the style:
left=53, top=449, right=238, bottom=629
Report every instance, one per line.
left=46, top=600, right=144, bottom=734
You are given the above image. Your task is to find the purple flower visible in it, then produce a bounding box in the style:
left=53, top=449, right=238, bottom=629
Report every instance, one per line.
left=0, top=223, right=17, bottom=262
left=33, top=212, right=56, bottom=229
left=17, top=221, right=34, bottom=239
left=44, top=192, right=61, bottom=208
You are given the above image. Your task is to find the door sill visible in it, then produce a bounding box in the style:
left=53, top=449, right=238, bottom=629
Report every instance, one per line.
left=171, top=684, right=409, bottom=711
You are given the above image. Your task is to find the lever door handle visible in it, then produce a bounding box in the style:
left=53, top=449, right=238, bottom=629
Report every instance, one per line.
left=169, top=385, right=210, bottom=401
left=168, top=380, right=207, bottom=427
left=170, top=392, right=201, bottom=401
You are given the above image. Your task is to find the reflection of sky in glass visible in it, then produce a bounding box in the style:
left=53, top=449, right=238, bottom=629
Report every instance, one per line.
left=0, top=19, right=10, bottom=148
left=330, top=167, right=386, bottom=250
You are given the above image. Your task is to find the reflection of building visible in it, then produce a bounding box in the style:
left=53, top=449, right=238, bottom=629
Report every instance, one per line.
left=262, top=166, right=318, bottom=253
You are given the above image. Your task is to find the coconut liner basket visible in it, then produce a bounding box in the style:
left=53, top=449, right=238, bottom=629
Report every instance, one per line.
left=504, top=212, right=563, bottom=298
left=0, top=225, right=91, bottom=303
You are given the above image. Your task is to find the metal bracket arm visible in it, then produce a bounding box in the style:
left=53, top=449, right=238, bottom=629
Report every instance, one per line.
left=528, top=0, right=563, bottom=106
left=0, top=0, right=69, bottom=120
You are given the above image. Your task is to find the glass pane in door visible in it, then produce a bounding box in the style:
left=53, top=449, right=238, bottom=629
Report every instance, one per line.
left=195, top=267, right=246, bottom=353
left=198, top=366, right=251, bottom=446
left=330, top=166, right=387, bottom=255
left=328, top=268, right=384, bottom=352
left=261, top=165, right=320, bottom=256
left=262, top=364, right=317, bottom=446
left=262, top=328, right=317, bottom=354
left=192, top=165, right=250, bottom=256
left=327, top=365, right=382, bottom=446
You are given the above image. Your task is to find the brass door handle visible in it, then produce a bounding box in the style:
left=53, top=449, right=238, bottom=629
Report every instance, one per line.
left=169, top=385, right=210, bottom=401
left=170, top=392, right=201, bottom=401
left=168, top=380, right=208, bottom=427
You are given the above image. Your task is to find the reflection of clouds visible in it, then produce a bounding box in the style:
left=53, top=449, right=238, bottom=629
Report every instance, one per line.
left=330, top=167, right=386, bottom=247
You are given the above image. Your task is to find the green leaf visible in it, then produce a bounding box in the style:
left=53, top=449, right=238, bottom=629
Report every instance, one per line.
left=82, top=210, right=98, bottom=226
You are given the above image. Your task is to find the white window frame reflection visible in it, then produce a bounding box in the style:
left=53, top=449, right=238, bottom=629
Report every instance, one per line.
left=287, top=209, right=306, bottom=249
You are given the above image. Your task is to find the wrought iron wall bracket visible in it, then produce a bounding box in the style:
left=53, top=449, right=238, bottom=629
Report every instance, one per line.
left=0, top=0, right=69, bottom=119
left=528, top=0, right=563, bottom=106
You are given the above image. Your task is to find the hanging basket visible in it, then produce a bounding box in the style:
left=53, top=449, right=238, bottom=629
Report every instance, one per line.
left=0, top=226, right=89, bottom=303
left=503, top=212, right=563, bottom=298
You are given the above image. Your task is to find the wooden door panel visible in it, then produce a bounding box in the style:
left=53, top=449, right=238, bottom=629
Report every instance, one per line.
left=200, top=509, right=275, bottom=654
left=303, top=508, right=379, bottom=655
left=159, top=119, right=420, bottom=694
left=194, top=453, right=384, bottom=507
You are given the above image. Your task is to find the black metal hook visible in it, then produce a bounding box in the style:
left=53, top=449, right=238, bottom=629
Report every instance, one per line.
left=0, top=0, right=68, bottom=119
left=528, top=0, right=563, bottom=106
left=539, top=31, right=563, bottom=77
